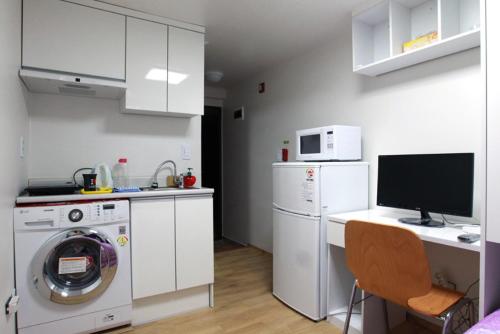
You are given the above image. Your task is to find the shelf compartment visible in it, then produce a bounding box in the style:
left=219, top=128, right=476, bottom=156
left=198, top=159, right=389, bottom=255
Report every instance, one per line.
left=391, top=0, right=438, bottom=56
left=354, top=28, right=479, bottom=76
left=353, top=0, right=391, bottom=69
left=440, top=0, right=480, bottom=39
left=327, top=245, right=363, bottom=333
left=352, top=0, right=480, bottom=76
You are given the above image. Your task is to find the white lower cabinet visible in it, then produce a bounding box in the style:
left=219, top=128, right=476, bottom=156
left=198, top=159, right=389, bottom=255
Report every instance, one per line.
left=130, top=195, right=214, bottom=300
left=131, top=198, right=176, bottom=299
left=175, top=196, right=214, bottom=290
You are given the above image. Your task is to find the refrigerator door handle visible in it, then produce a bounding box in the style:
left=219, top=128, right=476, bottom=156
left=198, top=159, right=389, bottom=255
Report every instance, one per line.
left=272, top=207, right=320, bottom=220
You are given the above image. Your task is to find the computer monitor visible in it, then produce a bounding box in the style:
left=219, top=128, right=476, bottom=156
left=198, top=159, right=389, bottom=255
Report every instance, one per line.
left=377, top=153, right=474, bottom=227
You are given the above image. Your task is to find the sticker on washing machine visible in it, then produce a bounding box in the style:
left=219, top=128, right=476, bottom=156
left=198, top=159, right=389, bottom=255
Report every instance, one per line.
left=58, top=257, right=87, bottom=275
left=117, top=234, right=129, bottom=247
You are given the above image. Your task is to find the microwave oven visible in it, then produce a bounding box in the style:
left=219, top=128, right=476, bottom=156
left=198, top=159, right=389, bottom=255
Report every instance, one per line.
left=296, top=125, right=362, bottom=161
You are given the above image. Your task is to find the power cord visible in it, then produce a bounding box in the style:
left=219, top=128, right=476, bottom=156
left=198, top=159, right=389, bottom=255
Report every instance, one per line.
left=72, top=167, right=93, bottom=187
left=326, top=294, right=373, bottom=317
left=465, top=279, right=479, bottom=297
left=441, top=214, right=480, bottom=228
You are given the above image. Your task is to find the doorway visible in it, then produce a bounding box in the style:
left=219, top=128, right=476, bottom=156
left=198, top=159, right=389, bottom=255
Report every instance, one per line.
left=202, top=106, right=223, bottom=240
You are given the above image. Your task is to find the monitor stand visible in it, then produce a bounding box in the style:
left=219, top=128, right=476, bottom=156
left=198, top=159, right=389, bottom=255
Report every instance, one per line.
left=398, top=209, right=445, bottom=228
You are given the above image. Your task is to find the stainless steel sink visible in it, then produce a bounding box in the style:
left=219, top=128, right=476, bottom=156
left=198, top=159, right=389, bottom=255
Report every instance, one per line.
left=139, top=187, right=200, bottom=192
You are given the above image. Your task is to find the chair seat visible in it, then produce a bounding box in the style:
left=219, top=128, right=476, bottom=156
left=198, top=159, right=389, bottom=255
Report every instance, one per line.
left=408, top=285, right=464, bottom=317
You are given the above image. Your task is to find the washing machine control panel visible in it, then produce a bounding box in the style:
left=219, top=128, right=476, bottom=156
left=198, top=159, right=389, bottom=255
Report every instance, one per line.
left=14, top=200, right=129, bottom=230
left=68, top=209, right=84, bottom=222
left=61, top=202, right=128, bottom=225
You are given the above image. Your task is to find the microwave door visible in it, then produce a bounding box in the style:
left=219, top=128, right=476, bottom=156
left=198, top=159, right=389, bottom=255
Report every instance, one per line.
left=297, top=128, right=325, bottom=161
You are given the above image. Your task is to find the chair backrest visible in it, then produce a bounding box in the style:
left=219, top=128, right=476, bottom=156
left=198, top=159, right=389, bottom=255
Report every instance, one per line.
left=345, top=220, right=432, bottom=308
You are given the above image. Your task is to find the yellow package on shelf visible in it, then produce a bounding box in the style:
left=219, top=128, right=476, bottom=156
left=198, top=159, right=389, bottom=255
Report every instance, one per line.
left=403, top=31, right=439, bottom=53
left=80, top=187, right=113, bottom=195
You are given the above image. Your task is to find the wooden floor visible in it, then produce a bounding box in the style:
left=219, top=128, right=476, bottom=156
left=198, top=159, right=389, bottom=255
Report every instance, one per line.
left=124, top=247, right=341, bottom=334
left=120, top=246, right=433, bottom=334
left=214, top=238, right=245, bottom=253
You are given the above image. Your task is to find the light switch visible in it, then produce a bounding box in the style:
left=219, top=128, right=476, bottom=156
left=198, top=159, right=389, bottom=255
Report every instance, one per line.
left=19, top=136, right=25, bottom=158
left=181, top=144, right=192, bottom=160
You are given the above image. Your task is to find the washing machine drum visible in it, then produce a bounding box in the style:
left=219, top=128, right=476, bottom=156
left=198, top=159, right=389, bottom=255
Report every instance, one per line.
left=31, top=228, right=118, bottom=305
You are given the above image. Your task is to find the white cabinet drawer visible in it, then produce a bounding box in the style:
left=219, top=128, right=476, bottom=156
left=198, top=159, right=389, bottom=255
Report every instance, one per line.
left=327, top=221, right=345, bottom=248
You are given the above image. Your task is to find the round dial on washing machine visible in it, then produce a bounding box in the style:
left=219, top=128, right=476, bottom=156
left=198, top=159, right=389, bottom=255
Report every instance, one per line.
left=68, top=209, right=84, bottom=223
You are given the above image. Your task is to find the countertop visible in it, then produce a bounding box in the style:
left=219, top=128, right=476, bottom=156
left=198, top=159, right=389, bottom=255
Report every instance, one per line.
left=16, top=187, right=214, bottom=204
left=328, top=209, right=480, bottom=252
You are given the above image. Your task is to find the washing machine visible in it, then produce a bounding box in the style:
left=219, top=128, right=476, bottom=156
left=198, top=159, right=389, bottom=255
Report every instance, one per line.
left=14, top=200, right=132, bottom=334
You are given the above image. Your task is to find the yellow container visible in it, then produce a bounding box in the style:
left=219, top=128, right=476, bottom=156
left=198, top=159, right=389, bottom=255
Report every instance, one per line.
left=80, top=187, right=113, bottom=195
left=403, top=31, right=438, bottom=53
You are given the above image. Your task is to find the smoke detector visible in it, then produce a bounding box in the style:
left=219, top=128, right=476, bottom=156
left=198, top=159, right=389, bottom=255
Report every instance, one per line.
left=206, top=71, right=224, bottom=83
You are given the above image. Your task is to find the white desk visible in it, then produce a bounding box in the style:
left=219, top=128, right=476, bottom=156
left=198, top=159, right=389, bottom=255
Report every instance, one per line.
left=325, top=209, right=480, bottom=334
left=327, top=209, right=480, bottom=252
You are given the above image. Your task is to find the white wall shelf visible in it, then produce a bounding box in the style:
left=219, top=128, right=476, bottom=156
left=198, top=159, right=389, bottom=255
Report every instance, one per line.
left=353, top=0, right=480, bottom=76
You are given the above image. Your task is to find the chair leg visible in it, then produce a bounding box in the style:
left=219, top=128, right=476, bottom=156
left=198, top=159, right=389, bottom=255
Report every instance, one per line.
left=383, top=299, right=390, bottom=333
left=441, top=298, right=475, bottom=334
left=343, top=280, right=358, bottom=334
left=442, top=312, right=453, bottom=334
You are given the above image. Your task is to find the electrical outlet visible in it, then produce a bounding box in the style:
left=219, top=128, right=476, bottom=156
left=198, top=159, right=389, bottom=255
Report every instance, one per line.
left=19, top=136, right=25, bottom=158
left=181, top=144, right=192, bottom=160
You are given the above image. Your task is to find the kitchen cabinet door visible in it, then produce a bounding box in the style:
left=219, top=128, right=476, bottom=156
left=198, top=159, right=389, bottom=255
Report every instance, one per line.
left=122, top=17, right=168, bottom=114
left=22, top=0, right=125, bottom=80
left=168, top=27, right=205, bottom=116
left=175, top=196, right=214, bottom=290
left=131, top=198, right=176, bottom=299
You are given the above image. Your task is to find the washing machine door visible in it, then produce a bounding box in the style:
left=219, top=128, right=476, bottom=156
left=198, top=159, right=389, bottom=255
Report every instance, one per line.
left=31, top=227, right=118, bottom=305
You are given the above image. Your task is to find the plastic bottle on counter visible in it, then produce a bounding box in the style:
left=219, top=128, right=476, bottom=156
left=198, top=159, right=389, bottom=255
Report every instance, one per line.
left=112, top=158, right=130, bottom=188
left=282, top=140, right=290, bottom=162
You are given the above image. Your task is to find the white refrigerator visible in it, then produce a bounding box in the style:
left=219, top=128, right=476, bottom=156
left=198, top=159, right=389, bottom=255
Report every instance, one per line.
left=272, top=162, right=369, bottom=320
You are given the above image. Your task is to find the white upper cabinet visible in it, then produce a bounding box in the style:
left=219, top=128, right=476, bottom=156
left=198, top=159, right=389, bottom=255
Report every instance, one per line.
left=168, top=27, right=205, bottom=117
left=123, top=18, right=168, bottom=114
left=352, top=0, right=480, bottom=76
left=22, top=0, right=126, bottom=80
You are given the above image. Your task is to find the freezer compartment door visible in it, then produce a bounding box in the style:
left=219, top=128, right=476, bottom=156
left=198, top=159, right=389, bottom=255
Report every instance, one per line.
left=273, top=208, right=321, bottom=320
left=273, top=165, right=321, bottom=216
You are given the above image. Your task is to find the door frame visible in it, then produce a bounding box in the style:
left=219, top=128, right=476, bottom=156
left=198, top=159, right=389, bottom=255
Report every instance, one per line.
left=203, top=98, right=224, bottom=240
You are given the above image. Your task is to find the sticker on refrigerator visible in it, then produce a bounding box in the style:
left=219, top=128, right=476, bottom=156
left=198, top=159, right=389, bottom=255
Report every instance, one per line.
left=302, top=180, right=315, bottom=202
left=58, top=257, right=87, bottom=274
left=306, top=168, right=315, bottom=180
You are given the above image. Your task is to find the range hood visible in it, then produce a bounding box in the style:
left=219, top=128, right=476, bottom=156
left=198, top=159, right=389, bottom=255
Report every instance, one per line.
left=19, top=69, right=127, bottom=99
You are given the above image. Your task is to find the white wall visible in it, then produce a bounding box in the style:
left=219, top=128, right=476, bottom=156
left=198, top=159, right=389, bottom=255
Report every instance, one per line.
left=224, top=28, right=481, bottom=252
left=0, top=1, right=29, bottom=333
left=28, top=94, right=201, bottom=185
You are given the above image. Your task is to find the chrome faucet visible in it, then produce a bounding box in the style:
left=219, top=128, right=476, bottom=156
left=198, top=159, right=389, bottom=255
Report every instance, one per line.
left=151, top=160, right=178, bottom=188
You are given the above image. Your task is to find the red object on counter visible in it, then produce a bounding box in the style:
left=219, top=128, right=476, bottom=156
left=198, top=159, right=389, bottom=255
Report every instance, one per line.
left=282, top=148, right=289, bottom=162
left=184, top=168, right=197, bottom=187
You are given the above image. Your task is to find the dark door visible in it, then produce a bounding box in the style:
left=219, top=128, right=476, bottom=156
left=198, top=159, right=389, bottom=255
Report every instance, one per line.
left=202, top=106, right=222, bottom=240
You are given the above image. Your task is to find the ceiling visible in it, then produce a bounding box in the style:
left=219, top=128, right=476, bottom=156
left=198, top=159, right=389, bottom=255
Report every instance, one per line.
left=98, top=0, right=365, bottom=87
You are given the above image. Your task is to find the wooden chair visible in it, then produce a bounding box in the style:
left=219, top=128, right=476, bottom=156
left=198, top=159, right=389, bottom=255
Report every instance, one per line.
left=343, top=220, right=475, bottom=334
